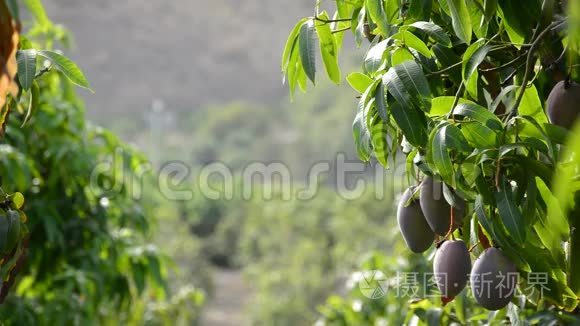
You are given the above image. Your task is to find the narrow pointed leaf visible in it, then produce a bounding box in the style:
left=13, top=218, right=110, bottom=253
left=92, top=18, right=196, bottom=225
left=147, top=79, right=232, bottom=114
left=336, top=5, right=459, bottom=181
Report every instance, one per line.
left=495, top=182, right=526, bottom=245
left=37, top=50, right=91, bottom=90
left=299, top=20, right=317, bottom=84
left=461, top=121, right=497, bottom=148
left=393, top=30, right=432, bottom=58
left=364, top=38, right=391, bottom=75
left=365, top=0, right=390, bottom=36
left=393, top=60, right=431, bottom=110
left=353, top=105, right=372, bottom=162
left=432, top=125, right=454, bottom=182
left=390, top=102, right=427, bottom=147
left=16, top=49, right=37, bottom=91
left=281, top=18, right=308, bottom=73
left=21, top=81, right=39, bottom=127
left=429, top=96, right=475, bottom=117
left=346, top=72, right=373, bottom=93
left=370, top=113, right=389, bottom=167
left=463, top=40, right=490, bottom=82
left=383, top=67, right=412, bottom=110
left=315, top=12, right=341, bottom=84
left=520, top=85, right=547, bottom=124
left=375, top=80, right=387, bottom=121
left=408, top=21, right=451, bottom=46
left=451, top=103, right=503, bottom=129
left=447, top=0, right=472, bottom=44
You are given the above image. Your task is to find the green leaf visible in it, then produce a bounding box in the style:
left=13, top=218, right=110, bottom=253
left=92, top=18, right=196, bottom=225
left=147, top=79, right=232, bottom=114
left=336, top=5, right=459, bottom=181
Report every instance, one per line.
left=465, top=70, right=479, bottom=99
left=429, top=96, right=475, bottom=117
left=569, top=0, right=580, bottom=54
left=315, top=12, right=341, bottom=84
left=483, top=0, right=498, bottom=23
left=536, top=176, right=569, bottom=252
left=383, top=67, right=412, bottom=110
left=490, top=85, right=518, bottom=113
left=296, top=60, right=307, bottom=92
left=390, top=47, right=414, bottom=66
left=16, top=49, right=37, bottom=91
left=466, top=0, right=488, bottom=38
left=389, top=101, right=427, bottom=147
left=336, top=0, right=353, bottom=18
left=432, top=44, right=462, bottom=84
left=475, top=173, right=495, bottom=205
left=385, top=0, right=400, bottom=23
left=331, top=12, right=349, bottom=50
left=446, top=123, right=472, bottom=152
left=281, top=18, right=308, bottom=73
left=286, top=41, right=300, bottom=97
left=431, top=124, right=455, bottom=182
left=346, top=72, right=373, bottom=93
left=21, top=81, right=40, bottom=127
left=18, top=36, right=33, bottom=50
left=543, top=123, right=569, bottom=145
left=497, top=3, right=525, bottom=47
left=408, top=21, right=451, bottom=47
left=552, top=123, right=580, bottom=215
left=392, top=60, right=431, bottom=110
left=11, top=192, right=24, bottom=209
left=353, top=106, right=372, bottom=161
left=460, top=121, right=497, bottom=148
left=365, top=0, right=390, bottom=36
left=514, top=116, right=557, bottom=161
left=495, top=181, right=526, bottom=245
left=354, top=8, right=366, bottom=48
left=393, top=30, right=432, bottom=58
left=364, top=38, right=391, bottom=75
left=407, top=0, right=433, bottom=22
left=451, top=103, right=502, bottom=129
left=37, top=50, right=91, bottom=90
left=299, top=20, right=317, bottom=84
left=474, top=196, right=500, bottom=241
left=375, top=80, right=387, bottom=121
left=462, top=40, right=490, bottom=82
left=360, top=80, right=381, bottom=128
left=520, top=84, right=547, bottom=124
left=447, top=0, right=473, bottom=44
left=498, top=141, right=548, bottom=158
left=370, top=113, right=389, bottom=167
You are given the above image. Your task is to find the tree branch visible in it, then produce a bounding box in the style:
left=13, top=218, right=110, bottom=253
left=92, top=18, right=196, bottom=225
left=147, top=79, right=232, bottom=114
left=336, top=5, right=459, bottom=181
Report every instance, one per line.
left=508, top=19, right=567, bottom=120
left=313, top=16, right=352, bottom=25
left=331, top=26, right=351, bottom=34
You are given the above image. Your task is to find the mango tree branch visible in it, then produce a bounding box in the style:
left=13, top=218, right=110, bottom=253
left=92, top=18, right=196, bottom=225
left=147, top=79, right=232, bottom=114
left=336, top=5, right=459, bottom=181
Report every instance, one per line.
left=313, top=16, right=352, bottom=25
left=508, top=19, right=567, bottom=120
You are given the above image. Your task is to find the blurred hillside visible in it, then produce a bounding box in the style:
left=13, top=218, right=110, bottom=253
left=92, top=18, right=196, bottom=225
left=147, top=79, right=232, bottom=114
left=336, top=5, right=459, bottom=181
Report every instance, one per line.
left=42, top=0, right=316, bottom=122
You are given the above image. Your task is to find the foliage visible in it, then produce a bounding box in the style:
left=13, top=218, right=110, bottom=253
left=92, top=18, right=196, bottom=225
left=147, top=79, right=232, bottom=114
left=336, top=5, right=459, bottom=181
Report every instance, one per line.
left=0, top=1, right=205, bottom=324
left=284, top=0, right=580, bottom=322
left=237, top=185, right=400, bottom=325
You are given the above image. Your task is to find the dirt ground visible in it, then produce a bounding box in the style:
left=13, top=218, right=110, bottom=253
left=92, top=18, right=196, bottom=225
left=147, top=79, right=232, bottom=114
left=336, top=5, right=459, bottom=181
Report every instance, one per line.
left=201, top=269, right=251, bottom=326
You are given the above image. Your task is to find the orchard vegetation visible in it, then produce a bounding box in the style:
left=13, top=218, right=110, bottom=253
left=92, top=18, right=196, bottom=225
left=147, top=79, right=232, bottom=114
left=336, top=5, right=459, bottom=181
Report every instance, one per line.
left=4, top=0, right=580, bottom=325
left=283, top=0, right=580, bottom=324
left=0, top=1, right=205, bottom=324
